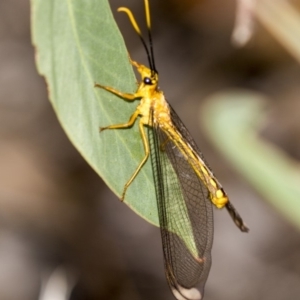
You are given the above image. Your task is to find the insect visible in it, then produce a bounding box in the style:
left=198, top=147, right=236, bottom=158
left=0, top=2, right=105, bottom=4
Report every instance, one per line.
left=95, top=1, right=249, bottom=299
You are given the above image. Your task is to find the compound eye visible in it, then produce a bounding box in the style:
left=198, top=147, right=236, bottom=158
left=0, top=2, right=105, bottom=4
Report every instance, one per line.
left=144, top=77, right=152, bottom=85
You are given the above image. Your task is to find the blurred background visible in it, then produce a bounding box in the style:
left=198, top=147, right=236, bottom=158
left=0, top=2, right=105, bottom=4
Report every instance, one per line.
left=1, top=0, right=300, bottom=299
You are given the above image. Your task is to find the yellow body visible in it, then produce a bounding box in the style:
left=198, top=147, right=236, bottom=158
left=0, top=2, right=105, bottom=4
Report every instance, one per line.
left=95, top=59, right=228, bottom=209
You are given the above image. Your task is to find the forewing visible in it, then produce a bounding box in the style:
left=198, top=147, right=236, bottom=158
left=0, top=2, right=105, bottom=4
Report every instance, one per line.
left=149, top=108, right=214, bottom=300
left=170, top=106, right=249, bottom=233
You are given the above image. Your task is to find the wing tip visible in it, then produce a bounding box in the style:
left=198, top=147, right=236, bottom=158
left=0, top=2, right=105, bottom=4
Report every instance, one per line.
left=171, top=285, right=202, bottom=300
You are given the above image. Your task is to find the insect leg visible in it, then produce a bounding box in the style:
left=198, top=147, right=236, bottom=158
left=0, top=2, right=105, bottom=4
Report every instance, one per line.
left=95, top=83, right=138, bottom=101
left=129, top=56, right=140, bottom=69
left=121, top=120, right=149, bottom=201
left=100, top=110, right=140, bottom=132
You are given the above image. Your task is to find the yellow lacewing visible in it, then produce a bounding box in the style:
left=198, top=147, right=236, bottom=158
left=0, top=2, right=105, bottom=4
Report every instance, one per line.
left=95, top=1, right=248, bottom=299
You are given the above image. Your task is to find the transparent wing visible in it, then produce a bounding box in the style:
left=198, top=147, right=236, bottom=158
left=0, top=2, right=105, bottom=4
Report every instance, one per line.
left=170, top=106, right=249, bottom=233
left=148, top=108, right=214, bottom=300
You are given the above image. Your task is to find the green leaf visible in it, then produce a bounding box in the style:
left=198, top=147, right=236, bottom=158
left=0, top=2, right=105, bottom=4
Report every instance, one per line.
left=31, top=0, right=158, bottom=225
left=201, top=91, right=300, bottom=230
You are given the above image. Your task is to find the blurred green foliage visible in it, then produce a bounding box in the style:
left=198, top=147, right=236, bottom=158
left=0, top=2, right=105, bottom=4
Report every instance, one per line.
left=201, top=0, right=300, bottom=230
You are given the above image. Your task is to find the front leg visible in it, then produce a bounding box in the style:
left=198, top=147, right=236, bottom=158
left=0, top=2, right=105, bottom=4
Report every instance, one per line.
left=95, top=83, right=138, bottom=101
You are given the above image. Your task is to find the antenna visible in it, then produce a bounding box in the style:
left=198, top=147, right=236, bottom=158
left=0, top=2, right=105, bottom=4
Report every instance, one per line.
left=144, top=0, right=157, bottom=73
left=118, top=0, right=156, bottom=73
